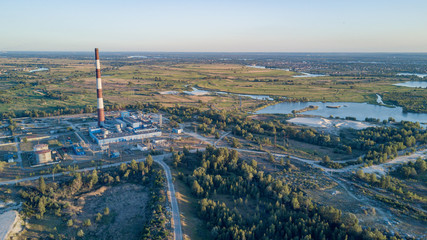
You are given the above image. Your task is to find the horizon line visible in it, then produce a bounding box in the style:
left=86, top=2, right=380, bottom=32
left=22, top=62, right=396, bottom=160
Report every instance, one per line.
left=2, top=50, right=427, bottom=54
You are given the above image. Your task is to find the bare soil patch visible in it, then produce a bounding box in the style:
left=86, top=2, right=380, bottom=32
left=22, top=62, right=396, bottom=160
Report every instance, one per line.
left=70, top=183, right=149, bottom=240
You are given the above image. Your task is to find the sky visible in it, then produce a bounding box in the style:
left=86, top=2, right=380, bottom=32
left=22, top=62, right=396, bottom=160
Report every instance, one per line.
left=1, top=0, right=427, bottom=52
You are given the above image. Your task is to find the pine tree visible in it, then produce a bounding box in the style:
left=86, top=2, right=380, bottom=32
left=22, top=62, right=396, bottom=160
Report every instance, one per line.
left=77, top=229, right=84, bottom=237
left=39, top=177, right=46, bottom=195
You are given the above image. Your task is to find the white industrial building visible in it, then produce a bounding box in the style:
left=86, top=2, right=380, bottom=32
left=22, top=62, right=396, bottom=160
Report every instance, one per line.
left=90, top=127, right=161, bottom=148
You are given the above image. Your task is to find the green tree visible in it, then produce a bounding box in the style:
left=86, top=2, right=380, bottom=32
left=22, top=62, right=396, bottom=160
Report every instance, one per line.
left=84, top=219, right=91, bottom=227
left=89, top=170, right=98, bottom=189
left=67, top=219, right=73, bottom=227
left=96, top=213, right=103, bottom=222
left=104, top=207, right=110, bottom=215
left=231, top=137, right=242, bottom=148
left=146, top=155, right=154, bottom=169
left=291, top=197, right=300, bottom=209
left=120, top=163, right=127, bottom=172
left=77, top=229, right=84, bottom=237
left=38, top=196, right=46, bottom=218
left=130, top=159, right=138, bottom=171
left=38, top=177, right=46, bottom=195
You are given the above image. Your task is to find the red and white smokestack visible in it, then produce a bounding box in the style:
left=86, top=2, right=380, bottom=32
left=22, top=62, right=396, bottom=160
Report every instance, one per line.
left=95, top=48, right=105, bottom=127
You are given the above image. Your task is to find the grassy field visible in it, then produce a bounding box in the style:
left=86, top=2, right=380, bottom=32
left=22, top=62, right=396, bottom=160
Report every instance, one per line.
left=0, top=57, right=424, bottom=115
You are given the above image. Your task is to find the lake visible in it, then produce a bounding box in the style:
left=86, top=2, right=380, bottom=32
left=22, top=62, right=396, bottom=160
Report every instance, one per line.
left=246, top=65, right=327, bottom=77
left=29, top=68, right=49, bottom=73
left=256, top=101, right=427, bottom=124
left=293, top=72, right=328, bottom=78
left=397, top=73, right=427, bottom=78
left=393, top=81, right=427, bottom=88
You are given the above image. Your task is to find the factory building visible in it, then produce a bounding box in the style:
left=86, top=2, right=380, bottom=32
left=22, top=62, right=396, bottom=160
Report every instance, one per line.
left=34, top=144, right=52, bottom=164
left=90, top=127, right=161, bottom=148
left=123, top=117, right=141, bottom=129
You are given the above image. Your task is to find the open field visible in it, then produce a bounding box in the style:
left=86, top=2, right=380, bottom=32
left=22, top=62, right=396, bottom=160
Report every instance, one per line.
left=1, top=55, right=426, bottom=117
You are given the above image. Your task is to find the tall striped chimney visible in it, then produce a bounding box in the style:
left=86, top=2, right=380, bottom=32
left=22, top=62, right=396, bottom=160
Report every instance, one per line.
left=95, top=48, right=105, bottom=127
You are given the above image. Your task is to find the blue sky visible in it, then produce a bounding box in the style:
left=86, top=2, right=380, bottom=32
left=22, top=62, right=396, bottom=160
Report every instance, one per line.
left=1, top=0, right=426, bottom=52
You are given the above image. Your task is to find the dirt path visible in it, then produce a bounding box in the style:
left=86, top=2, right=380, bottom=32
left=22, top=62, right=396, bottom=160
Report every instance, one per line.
left=325, top=173, right=398, bottom=233
left=362, top=148, right=427, bottom=175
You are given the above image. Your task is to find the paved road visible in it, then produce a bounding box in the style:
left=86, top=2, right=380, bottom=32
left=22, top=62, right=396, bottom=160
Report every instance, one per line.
left=153, top=156, right=182, bottom=240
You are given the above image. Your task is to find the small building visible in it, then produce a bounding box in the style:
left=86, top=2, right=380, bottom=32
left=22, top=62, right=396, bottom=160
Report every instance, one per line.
left=120, top=111, right=130, bottom=119
left=4, top=153, right=14, bottom=163
left=173, top=128, right=183, bottom=134
left=136, top=144, right=149, bottom=151
left=72, top=144, right=85, bottom=155
left=110, top=151, right=120, bottom=158
left=151, top=138, right=167, bottom=145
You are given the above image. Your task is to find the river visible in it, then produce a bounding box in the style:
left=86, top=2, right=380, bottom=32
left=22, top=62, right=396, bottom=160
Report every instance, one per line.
left=246, top=65, right=327, bottom=78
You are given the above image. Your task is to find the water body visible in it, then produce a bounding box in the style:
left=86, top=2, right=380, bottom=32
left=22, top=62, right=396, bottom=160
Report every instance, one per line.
left=246, top=65, right=329, bottom=78
left=246, top=65, right=290, bottom=71
left=396, top=73, right=427, bottom=78
left=217, top=91, right=273, bottom=100
left=393, top=81, right=427, bottom=88
left=293, top=72, right=328, bottom=78
left=256, top=101, right=427, bottom=124
left=183, top=87, right=210, bottom=96
left=29, top=68, right=49, bottom=73
left=128, top=56, right=147, bottom=59
left=184, top=87, right=273, bottom=100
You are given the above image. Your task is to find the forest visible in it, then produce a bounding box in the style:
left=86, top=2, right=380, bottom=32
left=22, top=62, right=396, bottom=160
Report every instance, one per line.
left=383, top=91, right=427, bottom=113
left=173, top=145, right=402, bottom=240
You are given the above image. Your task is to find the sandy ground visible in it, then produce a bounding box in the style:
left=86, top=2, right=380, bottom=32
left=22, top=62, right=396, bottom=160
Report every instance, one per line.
left=288, top=117, right=375, bottom=131
left=0, top=210, right=20, bottom=240
left=362, top=148, right=427, bottom=175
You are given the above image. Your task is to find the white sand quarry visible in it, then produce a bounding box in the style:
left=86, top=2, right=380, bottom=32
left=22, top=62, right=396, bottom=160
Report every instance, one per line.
left=288, top=117, right=375, bottom=130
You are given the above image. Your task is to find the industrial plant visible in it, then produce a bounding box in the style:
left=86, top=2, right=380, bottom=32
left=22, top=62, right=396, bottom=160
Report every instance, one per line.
left=0, top=48, right=169, bottom=169
left=89, top=49, right=163, bottom=150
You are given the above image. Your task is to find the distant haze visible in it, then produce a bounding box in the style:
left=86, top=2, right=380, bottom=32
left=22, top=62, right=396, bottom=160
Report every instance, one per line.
left=1, top=0, right=426, bottom=52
